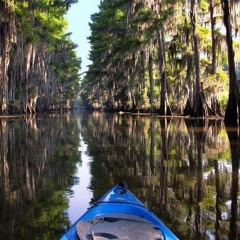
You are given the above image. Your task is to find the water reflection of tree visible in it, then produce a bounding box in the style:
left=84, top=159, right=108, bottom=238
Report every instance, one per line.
left=80, top=112, right=238, bottom=240
left=226, top=127, right=240, bottom=240
left=0, top=114, right=81, bottom=239
left=159, top=118, right=171, bottom=205
left=185, top=119, right=210, bottom=239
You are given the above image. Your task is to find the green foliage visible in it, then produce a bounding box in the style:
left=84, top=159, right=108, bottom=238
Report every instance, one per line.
left=218, top=52, right=228, bottom=66
left=199, top=0, right=209, bottom=12
left=36, top=12, right=68, bottom=41
left=14, top=0, right=70, bottom=44
left=154, top=86, right=160, bottom=98
left=200, top=57, right=211, bottom=71
left=14, top=1, right=28, bottom=16
left=233, top=41, right=240, bottom=62
left=216, top=70, right=229, bottom=83
left=138, top=8, right=153, bottom=20
left=113, top=36, right=141, bottom=53
left=198, top=26, right=211, bottom=39
left=219, top=93, right=228, bottom=110
left=80, top=0, right=233, bottom=115
left=216, top=71, right=229, bottom=110
left=114, top=9, right=125, bottom=20
left=2, top=0, right=81, bottom=112
left=203, top=70, right=228, bottom=109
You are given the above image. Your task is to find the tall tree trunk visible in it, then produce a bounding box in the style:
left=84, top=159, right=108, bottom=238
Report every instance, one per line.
left=209, top=0, right=225, bottom=117
left=191, top=0, right=213, bottom=118
left=149, top=42, right=154, bottom=111
left=183, top=13, right=194, bottom=116
left=158, top=30, right=172, bottom=116
left=191, top=0, right=202, bottom=117
left=222, top=0, right=239, bottom=126
left=0, top=3, right=16, bottom=114
left=210, top=0, right=217, bottom=75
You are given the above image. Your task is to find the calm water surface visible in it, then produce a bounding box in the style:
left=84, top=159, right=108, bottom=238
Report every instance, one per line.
left=0, top=111, right=239, bottom=240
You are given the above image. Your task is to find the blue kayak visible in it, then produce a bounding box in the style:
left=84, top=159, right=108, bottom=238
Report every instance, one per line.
left=61, top=182, right=178, bottom=240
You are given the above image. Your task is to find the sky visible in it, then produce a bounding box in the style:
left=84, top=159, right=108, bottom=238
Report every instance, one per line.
left=66, top=0, right=101, bottom=75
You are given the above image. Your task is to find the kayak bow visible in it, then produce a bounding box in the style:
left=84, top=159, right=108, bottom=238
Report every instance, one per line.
left=61, top=182, right=178, bottom=240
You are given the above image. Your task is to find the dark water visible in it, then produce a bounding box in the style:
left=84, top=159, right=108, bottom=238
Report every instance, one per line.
left=0, top=111, right=239, bottom=240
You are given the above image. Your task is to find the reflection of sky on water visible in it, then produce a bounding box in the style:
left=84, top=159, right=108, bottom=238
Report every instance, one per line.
left=203, top=160, right=239, bottom=181
left=67, top=134, right=93, bottom=224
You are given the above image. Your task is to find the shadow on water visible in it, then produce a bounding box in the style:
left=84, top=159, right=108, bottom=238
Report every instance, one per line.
left=225, top=127, right=240, bottom=240
left=0, top=111, right=239, bottom=240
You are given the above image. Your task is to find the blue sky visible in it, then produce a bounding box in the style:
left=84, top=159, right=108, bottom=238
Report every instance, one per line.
left=66, top=0, right=101, bottom=75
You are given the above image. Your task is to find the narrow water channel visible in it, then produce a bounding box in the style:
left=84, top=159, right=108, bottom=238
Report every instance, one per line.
left=67, top=135, right=93, bottom=224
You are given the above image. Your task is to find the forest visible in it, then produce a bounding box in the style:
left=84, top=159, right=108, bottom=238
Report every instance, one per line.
left=81, top=0, right=240, bottom=125
left=1, top=0, right=240, bottom=126
left=0, top=0, right=80, bottom=114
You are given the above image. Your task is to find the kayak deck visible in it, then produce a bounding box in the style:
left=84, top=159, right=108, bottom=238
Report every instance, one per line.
left=77, top=213, right=164, bottom=240
left=61, top=182, right=178, bottom=240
